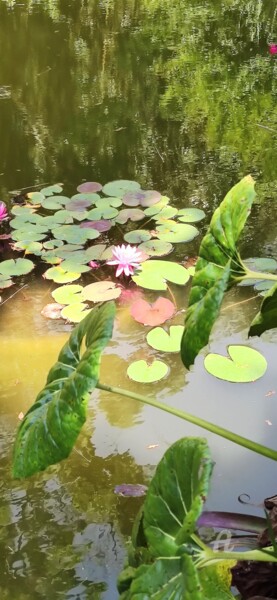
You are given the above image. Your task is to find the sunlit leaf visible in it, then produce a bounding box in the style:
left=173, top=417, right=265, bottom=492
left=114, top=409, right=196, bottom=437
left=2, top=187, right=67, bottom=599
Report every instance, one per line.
left=11, top=228, right=47, bottom=242
left=43, top=239, right=64, bottom=250
left=13, top=241, right=43, bottom=255
left=27, top=191, right=45, bottom=205
left=177, top=208, right=206, bottom=223
left=138, top=240, right=173, bottom=257
left=132, top=260, right=190, bottom=290
left=204, top=345, right=267, bottom=382
left=60, top=261, right=91, bottom=274
left=124, top=229, right=152, bottom=244
left=102, top=179, right=141, bottom=197
left=0, top=258, right=34, bottom=276
left=43, top=266, right=81, bottom=283
left=41, top=303, right=64, bottom=319
left=146, top=325, right=184, bottom=352
left=83, top=281, right=122, bottom=302
left=61, top=302, right=91, bottom=323
left=127, top=360, right=169, bottom=383
left=52, top=225, right=100, bottom=244
left=154, top=206, right=178, bottom=222
left=52, top=284, right=84, bottom=305
left=156, top=222, right=199, bottom=243
left=130, top=297, right=175, bottom=326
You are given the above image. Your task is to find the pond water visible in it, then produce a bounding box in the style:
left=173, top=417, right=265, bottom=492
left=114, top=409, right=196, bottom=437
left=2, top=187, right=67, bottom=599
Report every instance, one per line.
left=0, top=1, right=277, bottom=598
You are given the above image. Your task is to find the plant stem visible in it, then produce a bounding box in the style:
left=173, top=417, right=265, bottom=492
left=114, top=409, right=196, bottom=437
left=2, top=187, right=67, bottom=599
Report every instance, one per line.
left=96, top=382, right=277, bottom=461
left=242, top=270, right=277, bottom=282
left=202, top=547, right=277, bottom=565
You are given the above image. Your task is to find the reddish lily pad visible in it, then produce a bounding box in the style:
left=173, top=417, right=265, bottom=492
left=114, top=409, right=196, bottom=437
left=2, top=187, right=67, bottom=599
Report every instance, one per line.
left=80, top=220, right=113, bottom=232
left=115, top=208, right=145, bottom=224
left=123, top=190, right=161, bottom=207
left=77, top=182, right=102, bottom=193
left=65, top=197, right=94, bottom=211
left=102, top=180, right=140, bottom=198
left=41, top=303, right=64, bottom=319
left=130, top=297, right=175, bottom=326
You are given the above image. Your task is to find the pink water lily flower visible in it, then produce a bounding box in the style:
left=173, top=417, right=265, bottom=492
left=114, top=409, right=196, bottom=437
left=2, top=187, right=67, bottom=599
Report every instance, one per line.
left=107, top=244, right=143, bottom=277
left=269, top=44, right=277, bottom=55
left=0, top=202, right=8, bottom=220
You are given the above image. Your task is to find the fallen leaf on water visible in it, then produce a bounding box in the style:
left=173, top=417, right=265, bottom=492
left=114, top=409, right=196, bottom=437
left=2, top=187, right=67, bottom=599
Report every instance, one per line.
left=18, top=412, right=24, bottom=420
left=147, top=444, right=159, bottom=449
left=265, top=390, right=276, bottom=397
left=41, top=303, right=64, bottom=319
left=130, top=297, right=175, bottom=326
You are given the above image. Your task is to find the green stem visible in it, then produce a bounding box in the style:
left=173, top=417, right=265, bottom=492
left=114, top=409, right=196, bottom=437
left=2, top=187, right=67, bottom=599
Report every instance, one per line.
left=96, top=382, right=277, bottom=461
left=202, top=547, right=277, bottom=565
left=242, top=269, right=277, bottom=282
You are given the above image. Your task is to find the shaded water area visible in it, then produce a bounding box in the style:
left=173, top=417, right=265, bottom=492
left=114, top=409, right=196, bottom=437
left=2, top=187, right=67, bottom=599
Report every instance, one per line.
left=0, top=0, right=277, bottom=598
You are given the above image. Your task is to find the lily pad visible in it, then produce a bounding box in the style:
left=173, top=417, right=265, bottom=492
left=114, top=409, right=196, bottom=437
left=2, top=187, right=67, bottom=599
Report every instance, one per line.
left=43, top=239, right=64, bottom=250
left=115, top=208, right=145, bottom=224
left=11, top=206, right=35, bottom=216
left=138, top=240, right=173, bottom=257
left=177, top=208, right=206, bottom=223
left=60, top=261, right=91, bottom=274
left=43, top=266, right=81, bottom=283
left=0, top=276, right=14, bottom=289
left=11, top=229, right=48, bottom=242
left=10, top=213, right=44, bottom=227
left=123, top=190, right=161, bottom=207
left=0, top=258, right=34, bottom=276
left=204, top=345, right=267, bottom=382
left=55, top=245, right=107, bottom=263
left=154, top=206, right=178, bottom=222
left=42, top=211, right=73, bottom=226
left=13, top=241, right=43, bottom=255
left=102, top=180, right=140, bottom=198
left=132, top=260, right=190, bottom=290
left=80, top=220, right=113, bottom=232
left=130, top=297, right=175, bottom=326
left=127, top=360, right=169, bottom=383
left=65, top=197, right=94, bottom=211
left=41, top=196, right=70, bottom=210
left=144, top=196, right=170, bottom=216
left=124, top=230, right=152, bottom=244
left=52, top=284, right=84, bottom=305
left=40, top=184, right=63, bottom=196
left=41, top=303, right=64, bottom=319
left=61, top=302, right=91, bottom=323
left=77, top=182, right=102, bottom=193
left=27, top=191, right=45, bottom=205
left=52, top=244, right=85, bottom=257
left=71, top=193, right=101, bottom=202
left=156, top=222, right=199, bottom=243
left=146, top=325, right=185, bottom=352
left=82, top=281, right=121, bottom=302
left=52, top=225, right=100, bottom=244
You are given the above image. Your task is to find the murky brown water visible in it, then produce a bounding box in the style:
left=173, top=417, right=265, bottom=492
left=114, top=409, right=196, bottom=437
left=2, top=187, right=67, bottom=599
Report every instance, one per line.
left=0, top=0, right=276, bottom=597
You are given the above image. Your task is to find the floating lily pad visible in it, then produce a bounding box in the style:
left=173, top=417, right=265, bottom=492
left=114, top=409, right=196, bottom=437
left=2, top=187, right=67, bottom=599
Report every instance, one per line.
left=11, top=228, right=48, bottom=242
left=0, top=258, right=34, bottom=276
left=40, top=184, right=63, bottom=196
left=11, top=206, right=35, bottom=216
left=132, top=260, right=190, bottom=290
left=156, top=222, right=199, bottom=243
left=60, top=261, right=91, bottom=274
left=102, top=180, right=141, bottom=198
left=52, top=225, right=100, bottom=244
left=86, top=203, right=119, bottom=220
left=42, top=211, right=73, bottom=226
left=52, top=244, right=84, bottom=256
left=13, top=241, right=43, bottom=255
left=0, top=276, right=14, bottom=289
left=127, top=360, right=169, bottom=383
left=130, top=297, right=175, bottom=326
left=123, top=190, right=161, bottom=207
left=43, top=266, right=81, bottom=283
left=144, top=196, right=170, bottom=216
left=146, top=325, right=185, bottom=352
left=204, top=345, right=267, bottom=382
left=10, top=213, right=44, bottom=227
left=71, top=193, right=101, bottom=203
left=43, top=239, right=64, bottom=250
left=100, top=246, right=114, bottom=260
left=77, top=182, right=102, bottom=193
left=52, top=284, right=84, bottom=305
left=41, top=303, right=64, bottom=319
left=61, top=302, right=91, bottom=323
left=80, top=220, right=113, bottom=232
left=154, top=206, right=178, bottom=222
left=27, top=191, right=45, bottom=205
left=115, top=208, right=145, bottom=224
left=124, top=229, right=152, bottom=244
left=82, top=281, right=121, bottom=302
left=65, top=197, right=94, bottom=211
left=41, top=196, right=70, bottom=210
left=138, top=240, right=173, bottom=257
left=177, top=208, right=206, bottom=223
left=54, top=244, right=107, bottom=263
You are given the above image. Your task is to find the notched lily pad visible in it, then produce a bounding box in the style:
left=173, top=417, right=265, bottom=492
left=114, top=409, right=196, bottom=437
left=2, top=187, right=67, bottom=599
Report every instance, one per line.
left=204, top=345, right=267, bottom=382
left=177, top=208, right=206, bottom=223
left=40, top=184, right=63, bottom=196
left=115, top=208, right=145, bottom=224
left=156, top=222, right=199, bottom=243
left=43, top=266, right=81, bottom=283
left=147, top=325, right=185, bottom=352
left=130, top=297, right=175, bottom=326
left=27, top=191, right=45, bottom=205
left=52, top=225, right=100, bottom=244
left=0, top=258, right=34, bottom=276
left=80, top=220, right=113, bottom=232
left=52, top=284, right=84, bottom=305
left=132, top=260, right=190, bottom=290
left=124, top=230, right=152, bottom=244
left=77, top=182, right=102, bottom=193
left=123, top=190, right=161, bottom=207
left=82, top=281, right=121, bottom=303
left=102, top=180, right=141, bottom=198
left=144, top=196, right=170, bottom=216
left=127, top=360, right=169, bottom=383
left=41, top=196, right=70, bottom=210
left=61, top=302, right=91, bottom=323
left=138, top=240, right=173, bottom=257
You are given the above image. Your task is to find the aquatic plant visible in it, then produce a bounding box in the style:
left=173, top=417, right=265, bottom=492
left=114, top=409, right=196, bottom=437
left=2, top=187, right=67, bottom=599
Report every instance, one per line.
left=106, top=244, right=143, bottom=277
left=0, top=201, right=8, bottom=220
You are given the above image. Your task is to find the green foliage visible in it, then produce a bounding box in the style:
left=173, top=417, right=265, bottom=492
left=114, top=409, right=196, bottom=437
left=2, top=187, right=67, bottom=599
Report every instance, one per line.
left=13, top=302, right=116, bottom=478
left=249, top=282, right=277, bottom=337
left=204, top=345, right=267, bottom=383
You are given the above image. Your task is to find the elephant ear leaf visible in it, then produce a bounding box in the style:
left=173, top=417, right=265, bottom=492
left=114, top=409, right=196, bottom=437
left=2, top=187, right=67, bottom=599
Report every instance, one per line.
left=248, top=282, right=277, bottom=337
left=13, top=302, right=115, bottom=478
left=181, top=176, right=256, bottom=368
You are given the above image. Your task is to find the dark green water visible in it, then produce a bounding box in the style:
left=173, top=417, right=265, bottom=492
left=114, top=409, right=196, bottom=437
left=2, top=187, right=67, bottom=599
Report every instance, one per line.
left=0, top=1, right=277, bottom=598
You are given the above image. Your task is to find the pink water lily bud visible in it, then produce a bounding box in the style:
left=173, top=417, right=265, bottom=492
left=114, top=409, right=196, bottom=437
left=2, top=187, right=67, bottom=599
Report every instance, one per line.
left=269, top=44, right=277, bottom=55
left=106, top=244, right=143, bottom=277
left=0, top=202, right=8, bottom=221
left=89, top=260, right=100, bottom=269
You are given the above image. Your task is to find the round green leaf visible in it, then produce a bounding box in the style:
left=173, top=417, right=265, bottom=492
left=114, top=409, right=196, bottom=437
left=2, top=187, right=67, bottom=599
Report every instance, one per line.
left=154, top=207, right=178, bottom=222
left=132, top=260, right=190, bottom=290
left=124, top=230, right=152, bottom=244
left=61, top=302, right=91, bottom=323
left=87, top=206, right=118, bottom=220
left=60, top=260, right=91, bottom=273
left=53, top=244, right=84, bottom=256
left=177, top=208, right=206, bottom=223
left=42, top=211, right=73, bottom=226
left=138, top=240, right=173, bottom=257
left=11, top=229, right=48, bottom=242
left=144, top=196, right=170, bottom=216
left=27, top=191, right=45, bottom=205
left=0, top=258, right=34, bottom=276
left=102, top=180, right=141, bottom=198
left=40, top=184, right=63, bottom=196
left=52, top=284, right=84, bottom=305
left=147, top=325, right=185, bottom=352
left=11, top=206, right=35, bottom=216
left=43, top=239, right=64, bottom=250
left=41, top=196, right=70, bottom=210
left=71, top=192, right=100, bottom=202
left=82, top=281, right=121, bottom=302
left=10, top=213, right=44, bottom=228
left=52, top=225, right=100, bottom=244
left=115, top=208, right=145, bottom=224
left=156, top=222, right=199, bottom=243
left=204, top=345, right=267, bottom=382
left=127, top=360, right=169, bottom=383
left=13, top=241, right=43, bottom=255
left=43, top=266, right=81, bottom=283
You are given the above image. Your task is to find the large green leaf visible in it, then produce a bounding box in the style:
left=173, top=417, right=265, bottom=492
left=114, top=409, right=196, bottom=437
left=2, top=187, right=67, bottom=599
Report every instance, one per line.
left=204, top=345, right=267, bottom=382
left=132, top=260, right=190, bottom=290
left=13, top=303, right=115, bottom=478
left=181, top=176, right=256, bottom=368
left=0, top=258, right=34, bottom=276
left=143, top=438, right=213, bottom=557
left=249, top=282, right=277, bottom=337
